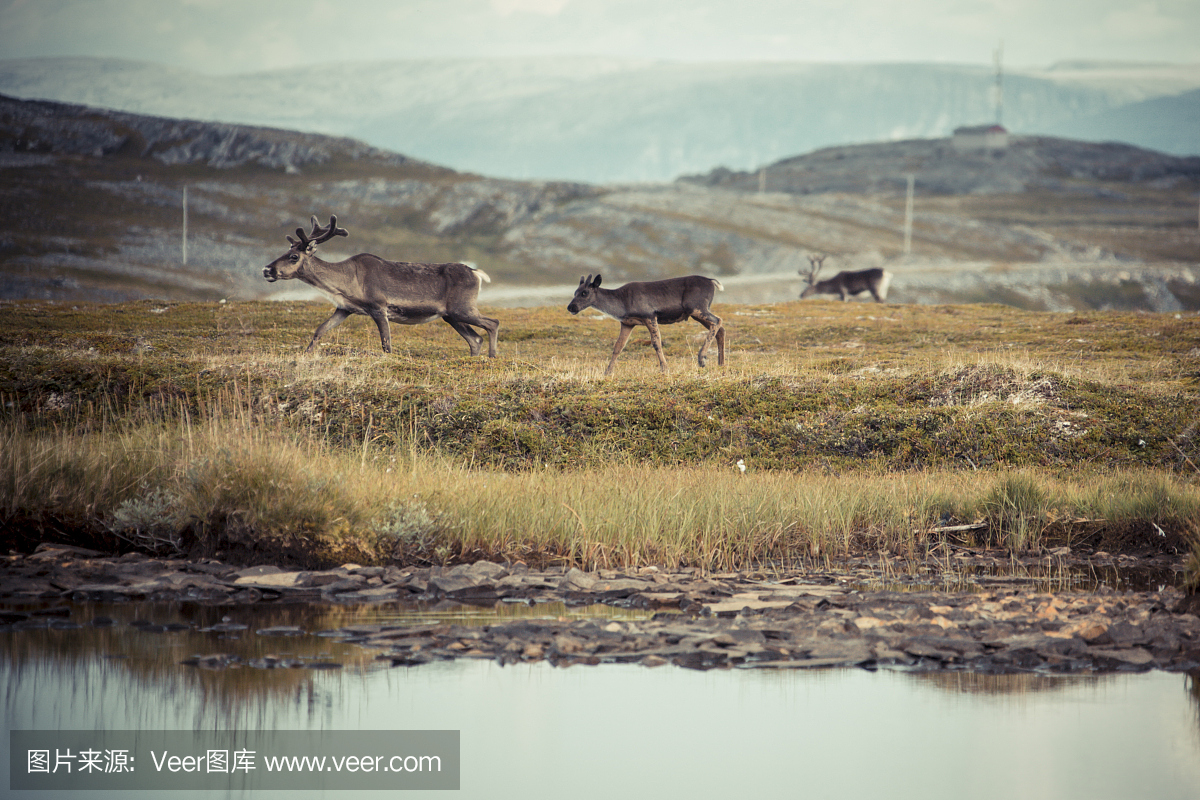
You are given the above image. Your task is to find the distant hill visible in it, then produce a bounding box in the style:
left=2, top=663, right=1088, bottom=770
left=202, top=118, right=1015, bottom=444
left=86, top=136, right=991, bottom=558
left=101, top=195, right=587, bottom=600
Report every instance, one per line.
left=1, top=56, right=1198, bottom=183
left=1, top=94, right=1197, bottom=313
left=682, top=135, right=1200, bottom=195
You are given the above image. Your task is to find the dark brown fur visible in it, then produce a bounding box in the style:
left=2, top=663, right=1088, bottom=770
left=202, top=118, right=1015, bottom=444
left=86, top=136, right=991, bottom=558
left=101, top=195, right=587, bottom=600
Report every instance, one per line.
left=567, top=273, right=725, bottom=375
left=800, top=254, right=892, bottom=303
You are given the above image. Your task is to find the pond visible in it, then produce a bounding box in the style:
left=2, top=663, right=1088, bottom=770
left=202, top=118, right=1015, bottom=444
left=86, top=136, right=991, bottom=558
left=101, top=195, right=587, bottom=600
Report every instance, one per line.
left=4, top=600, right=1200, bottom=799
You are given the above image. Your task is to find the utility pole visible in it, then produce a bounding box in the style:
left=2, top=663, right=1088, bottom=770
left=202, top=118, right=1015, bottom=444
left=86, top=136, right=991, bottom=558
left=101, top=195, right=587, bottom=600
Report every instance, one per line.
left=758, top=168, right=766, bottom=194
left=993, top=42, right=1004, bottom=126
left=903, top=174, right=915, bottom=255
left=182, top=185, right=188, bottom=266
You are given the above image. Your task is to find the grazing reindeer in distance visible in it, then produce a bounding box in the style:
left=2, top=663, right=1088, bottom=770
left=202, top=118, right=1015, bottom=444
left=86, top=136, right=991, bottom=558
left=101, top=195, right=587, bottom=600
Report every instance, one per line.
left=263, top=215, right=499, bottom=357
left=800, top=254, right=892, bottom=303
left=567, top=274, right=725, bottom=376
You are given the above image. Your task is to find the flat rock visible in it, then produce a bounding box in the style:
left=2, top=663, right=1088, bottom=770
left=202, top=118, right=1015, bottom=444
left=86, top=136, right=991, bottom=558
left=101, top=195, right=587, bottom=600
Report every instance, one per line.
left=429, top=574, right=482, bottom=595
left=229, top=565, right=286, bottom=578
left=31, top=543, right=106, bottom=559
left=1089, top=647, right=1155, bottom=666
left=632, top=592, right=686, bottom=608
left=232, top=572, right=304, bottom=588
left=563, top=568, right=597, bottom=591
left=467, top=561, right=508, bottom=580
left=67, top=583, right=145, bottom=596
left=590, top=578, right=651, bottom=598
left=706, top=597, right=796, bottom=616
left=902, top=636, right=984, bottom=661
left=299, top=571, right=351, bottom=588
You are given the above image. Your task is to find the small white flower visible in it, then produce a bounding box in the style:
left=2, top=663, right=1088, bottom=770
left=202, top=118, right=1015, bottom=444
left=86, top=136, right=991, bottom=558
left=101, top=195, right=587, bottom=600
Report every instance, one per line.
left=736, top=459, right=746, bottom=473
left=1138, top=439, right=1146, bottom=447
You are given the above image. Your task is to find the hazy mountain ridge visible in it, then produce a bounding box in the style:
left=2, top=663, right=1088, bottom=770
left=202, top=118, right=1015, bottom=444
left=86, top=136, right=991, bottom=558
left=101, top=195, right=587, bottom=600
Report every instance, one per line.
left=1033, top=88, right=1200, bottom=157
left=2, top=56, right=1198, bottom=183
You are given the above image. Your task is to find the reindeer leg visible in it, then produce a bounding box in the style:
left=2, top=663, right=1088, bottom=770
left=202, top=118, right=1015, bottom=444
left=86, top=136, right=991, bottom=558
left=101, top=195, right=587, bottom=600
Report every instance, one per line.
left=367, top=309, right=393, bottom=353
left=605, top=322, right=636, bottom=376
left=646, top=317, right=668, bottom=373
left=443, top=316, right=484, bottom=356
left=453, top=313, right=500, bottom=358
left=691, top=311, right=725, bottom=368
left=479, top=315, right=500, bottom=358
left=306, top=308, right=351, bottom=353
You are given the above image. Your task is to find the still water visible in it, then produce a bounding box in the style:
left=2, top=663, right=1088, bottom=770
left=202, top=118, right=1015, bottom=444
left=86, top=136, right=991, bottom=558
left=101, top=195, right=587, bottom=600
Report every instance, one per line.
left=4, top=600, right=1200, bottom=799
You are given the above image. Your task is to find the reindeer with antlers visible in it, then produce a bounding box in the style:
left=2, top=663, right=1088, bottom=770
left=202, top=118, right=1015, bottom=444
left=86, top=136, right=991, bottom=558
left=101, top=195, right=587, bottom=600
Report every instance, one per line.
left=263, top=215, right=499, bottom=357
left=799, top=254, right=892, bottom=303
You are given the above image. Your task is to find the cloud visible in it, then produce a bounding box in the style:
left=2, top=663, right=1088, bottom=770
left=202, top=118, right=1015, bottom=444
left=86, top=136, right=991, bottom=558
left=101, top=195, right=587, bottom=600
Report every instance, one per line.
left=490, top=0, right=570, bottom=15
left=1100, top=2, right=1175, bottom=40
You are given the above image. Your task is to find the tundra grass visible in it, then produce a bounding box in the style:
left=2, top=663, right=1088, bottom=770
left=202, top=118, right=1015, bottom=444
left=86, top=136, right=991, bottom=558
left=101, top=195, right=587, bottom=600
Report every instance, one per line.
left=3, top=414, right=1198, bottom=570
left=1, top=298, right=1198, bottom=569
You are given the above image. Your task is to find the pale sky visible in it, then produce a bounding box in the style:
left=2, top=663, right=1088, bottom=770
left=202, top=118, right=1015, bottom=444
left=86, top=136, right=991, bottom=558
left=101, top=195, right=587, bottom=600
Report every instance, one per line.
left=0, top=0, right=1197, bottom=74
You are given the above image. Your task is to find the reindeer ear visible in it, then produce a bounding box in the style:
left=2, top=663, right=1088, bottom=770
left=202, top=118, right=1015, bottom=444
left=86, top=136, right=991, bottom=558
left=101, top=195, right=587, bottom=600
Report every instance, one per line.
left=591, top=274, right=602, bottom=288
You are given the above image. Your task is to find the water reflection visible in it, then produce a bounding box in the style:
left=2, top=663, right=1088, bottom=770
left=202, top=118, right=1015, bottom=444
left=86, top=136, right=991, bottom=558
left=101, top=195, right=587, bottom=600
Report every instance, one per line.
left=4, top=600, right=1200, bottom=799
left=2, top=600, right=646, bottom=724
left=849, top=558, right=1181, bottom=594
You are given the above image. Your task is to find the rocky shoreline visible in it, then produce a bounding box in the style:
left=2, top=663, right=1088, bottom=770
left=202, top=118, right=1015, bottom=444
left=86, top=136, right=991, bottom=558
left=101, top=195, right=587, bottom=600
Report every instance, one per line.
left=3, top=543, right=1199, bottom=674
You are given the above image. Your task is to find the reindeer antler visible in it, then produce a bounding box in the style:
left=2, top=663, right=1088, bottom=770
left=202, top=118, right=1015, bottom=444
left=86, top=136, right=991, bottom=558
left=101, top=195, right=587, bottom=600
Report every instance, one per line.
left=288, top=215, right=349, bottom=251
left=309, top=215, right=349, bottom=245
left=803, top=254, right=827, bottom=285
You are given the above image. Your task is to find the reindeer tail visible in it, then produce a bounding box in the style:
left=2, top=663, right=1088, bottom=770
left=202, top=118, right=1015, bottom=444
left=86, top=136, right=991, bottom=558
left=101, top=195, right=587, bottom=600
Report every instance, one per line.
left=463, top=262, right=492, bottom=284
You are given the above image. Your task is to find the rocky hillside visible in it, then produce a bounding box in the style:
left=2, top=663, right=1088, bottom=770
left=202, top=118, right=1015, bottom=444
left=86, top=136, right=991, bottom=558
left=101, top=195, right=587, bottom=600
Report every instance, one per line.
left=1, top=93, right=415, bottom=171
left=1, top=94, right=1197, bottom=312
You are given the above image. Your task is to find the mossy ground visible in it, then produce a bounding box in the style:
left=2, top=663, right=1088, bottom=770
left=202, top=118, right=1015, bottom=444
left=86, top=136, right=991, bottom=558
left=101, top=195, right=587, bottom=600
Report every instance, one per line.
left=2, top=297, right=1198, bottom=571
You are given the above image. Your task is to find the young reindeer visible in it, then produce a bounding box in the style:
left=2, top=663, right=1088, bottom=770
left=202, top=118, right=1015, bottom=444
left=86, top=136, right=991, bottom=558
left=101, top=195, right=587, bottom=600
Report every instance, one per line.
left=800, top=254, right=892, bottom=303
left=263, top=215, right=498, bottom=357
left=567, top=273, right=725, bottom=376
